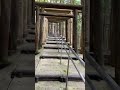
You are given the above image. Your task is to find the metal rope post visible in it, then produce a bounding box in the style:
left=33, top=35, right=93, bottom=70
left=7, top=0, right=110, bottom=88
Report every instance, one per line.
left=59, top=35, right=96, bottom=90
left=65, top=45, right=70, bottom=90
left=60, top=30, right=63, bottom=64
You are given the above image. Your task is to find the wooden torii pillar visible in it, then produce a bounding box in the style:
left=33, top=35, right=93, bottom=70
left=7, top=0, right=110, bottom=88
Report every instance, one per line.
left=27, top=0, right=32, bottom=27
left=32, top=0, right=35, bottom=24
left=65, top=20, right=68, bottom=42
left=111, top=0, right=120, bottom=85
left=35, top=6, right=40, bottom=52
left=59, top=22, right=62, bottom=36
left=9, top=0, right=18, bottom=54
left=80, top=0, right=85, bottom=54
left=23, top=0, right=28, bottom=37
left=9, top=0, right=24, bottom=54
left=39, top=8, right=44, bottom=48
left=17, top=0, right=24, bottom=45
left=0, top=0, right=11, bottom=65
left=65, top=19, right=71, bottom=43
left=73, top=9, right=78, bottom=53
left=90, top=0, right=104, bottom=67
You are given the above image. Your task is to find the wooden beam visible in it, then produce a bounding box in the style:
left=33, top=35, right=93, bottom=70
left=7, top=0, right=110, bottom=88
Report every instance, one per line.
left=47, top=17, right=69, bottom=22
left=44, top=8, right=72, bottom=14
left=35, top=2, right=82, bottom=10
left=39, top=12, right=74, bottom=18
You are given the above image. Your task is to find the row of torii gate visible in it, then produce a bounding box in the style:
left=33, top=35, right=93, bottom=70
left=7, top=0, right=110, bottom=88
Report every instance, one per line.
left=33, top=2, right=120, bottom=90
left=35, top=2, right=83, bottom=53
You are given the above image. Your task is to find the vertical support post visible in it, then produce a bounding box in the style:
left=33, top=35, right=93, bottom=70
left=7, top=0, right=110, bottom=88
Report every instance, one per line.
left=73, top=9, right=78, bottom=53
left=23, top=0, right=28, bottom=37
left=32, top=0, right=35, bottom=24
left=80, top=0, right=85, bottom=54
left=67, top=19, right=71, bottom=44
left=9, top=0, right=18, bottom=54
left=17, top=0, right=24, bottom=45
left=111, top=0, right=120, bottom=85
left=0, top=0, right=11, bottom=64
left=65, top=20, right=68, bottom=42
left=70, top=18, right=72, bottom=46
left=85, top=0, right=90, bottom=52
left=59, top=22, right=62, bottom=36
left=27, top=0, right=32, bottom=27
left=35, top=6, right=40, bottom=52
left=89, top=0, right=104, bottom=67
left=39, top=8, right=44, bottom=48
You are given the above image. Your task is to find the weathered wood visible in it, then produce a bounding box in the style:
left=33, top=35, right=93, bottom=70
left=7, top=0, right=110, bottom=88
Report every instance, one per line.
left=90, top=0, right=104, bottom=66
left=48, top=17, right=69, bottom=22
left=111, top=0, right=120, bottom=85
left=0, top=0, right=11, bottom=64
left=39, top=8, right=44, bottom=48
left=62, top=22, right=66, bottom=37
left=32, top=0, right=35, bottom=24
left=80, top=27, right=84, bottom=54
left=23, top=0, right=28, bottom=37
left=67, top=19, right=71, bottom=44
left=85, top=0, right=90, bottom=51
left=35, top=6, right=40, bottom=52
left=0, top=0, right=1, bottom=16
left=70, top=18, right=73, bottom=45
left=42, top=18, right=48, bottom=44
left=39, top=12, right=74, bottom=18
left=73, top=9, right=78, bottom=53
left=59, top=22, right=62, bottom=35
left=9, top=0, right=18, bottom=54
left=9, top=0, right=24, bottom=53
left=80, top=0, right=85, bottom=54
left=16, top=0, right=24, bottom=45
left=44, top=8, right=72, bottom=14
left=35, top=2, right=83, bottom=10
left=65, top=20, right=68, bottom=42
left=27, top=0, right=32, bottom=27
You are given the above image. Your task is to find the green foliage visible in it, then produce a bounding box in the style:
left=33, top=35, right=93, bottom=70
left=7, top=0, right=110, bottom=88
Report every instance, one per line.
left=35, top=0, right=81, bottom=5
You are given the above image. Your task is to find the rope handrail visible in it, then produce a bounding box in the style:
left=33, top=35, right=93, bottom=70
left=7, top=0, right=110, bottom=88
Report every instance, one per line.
left=59, top=35, right=85, bottom=67
left=58, top=35, right=96, bottom=90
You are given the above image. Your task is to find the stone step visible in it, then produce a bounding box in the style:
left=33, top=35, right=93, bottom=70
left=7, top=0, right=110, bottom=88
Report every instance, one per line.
left=35, top=75, right=83, bottom=82
left=40, top=55, right=77, bottom=60
left=11, top=67, right=34, bottom=78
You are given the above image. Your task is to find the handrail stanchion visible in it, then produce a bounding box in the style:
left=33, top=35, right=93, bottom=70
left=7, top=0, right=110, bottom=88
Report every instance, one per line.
left=59, top=35, right=96, bottom=90
left=65, top=45, right=70, bottom=90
